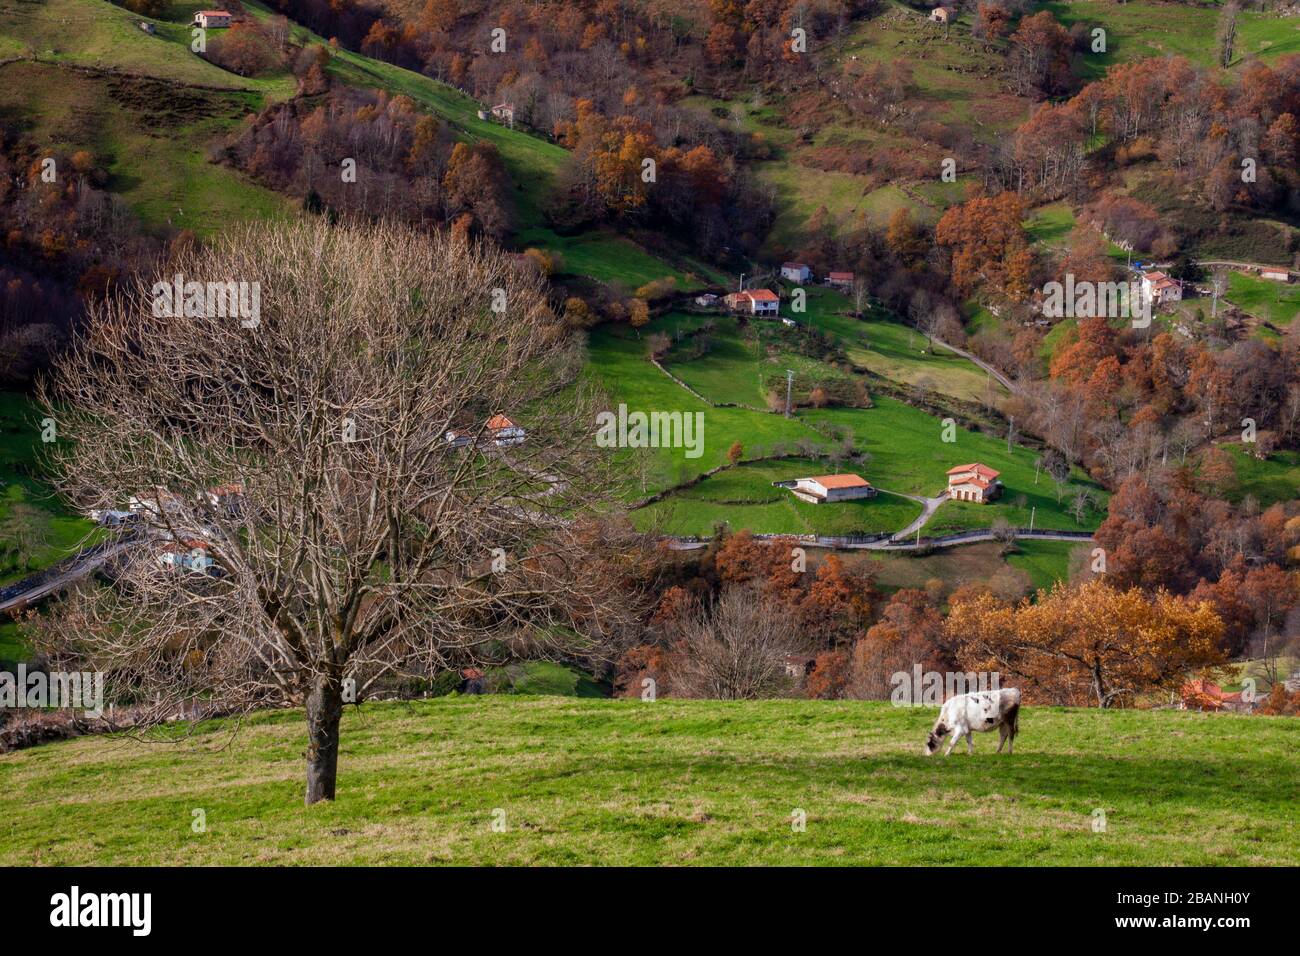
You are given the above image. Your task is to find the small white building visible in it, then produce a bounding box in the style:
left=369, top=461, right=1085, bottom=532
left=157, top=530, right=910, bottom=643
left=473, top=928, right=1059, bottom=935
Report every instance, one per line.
left=781, top=317, right=797, bottom=328
left=193, top=10, right=233, bottom=29
left=724, top=289, right=780, bottom=316
left=128, top=490, right=185, bottom=517
left=930, top=7, right=952, bottom=23
left=1260, top=270, right=1291, bottom=283
left=781, top=262, right=812, bottom=284
left=788, top=474, right=876, bottom=504
left=694, top=293, right=720, bottom=308
left=157, top=540, right=213, bottom=573
left=1140, top=270, right=1183, bottom=305
left=827, top=271, right=854, bottom=290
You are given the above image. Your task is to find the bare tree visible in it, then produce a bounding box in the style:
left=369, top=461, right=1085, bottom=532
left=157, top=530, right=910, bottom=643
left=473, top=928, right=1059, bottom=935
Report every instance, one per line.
left=669, top=586, right=804, bottom=700
left=36, top=218, right=639, bottom=804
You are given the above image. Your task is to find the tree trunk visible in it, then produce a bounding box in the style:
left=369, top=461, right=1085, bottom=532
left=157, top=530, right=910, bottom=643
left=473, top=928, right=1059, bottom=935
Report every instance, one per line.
left=305, top=673, right=343, bottom=805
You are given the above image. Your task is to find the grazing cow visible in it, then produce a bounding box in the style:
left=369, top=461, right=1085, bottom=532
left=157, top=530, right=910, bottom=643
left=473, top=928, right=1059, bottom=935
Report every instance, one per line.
left=924, top=687, right=1021, bottom=756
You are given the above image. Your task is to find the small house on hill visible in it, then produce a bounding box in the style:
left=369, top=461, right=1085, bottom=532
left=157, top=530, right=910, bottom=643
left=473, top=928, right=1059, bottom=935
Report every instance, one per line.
left=827, top=271, right=854, bottom=289
left=947, top=463, right=1002, bottom=503
left=446, top=414, right=526, bottom=449
left=781, top=262, right=812, bottom=284
left=931, top=7, right=952, bottom=23
left=784, top=473, right=876, bottom=504
left=1140, top=270, right=1182, bottom=305
left=193, top=10, right=233, bottom=29
left=490, top=103, right=515, bottom=127
left=724, top=289, right=780, bottom=316
left=486, top=413, right=525, bottom=446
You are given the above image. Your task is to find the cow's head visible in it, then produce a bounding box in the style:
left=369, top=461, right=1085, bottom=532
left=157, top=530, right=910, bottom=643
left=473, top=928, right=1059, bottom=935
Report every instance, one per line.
left=924, top=723, right=947, bottom=756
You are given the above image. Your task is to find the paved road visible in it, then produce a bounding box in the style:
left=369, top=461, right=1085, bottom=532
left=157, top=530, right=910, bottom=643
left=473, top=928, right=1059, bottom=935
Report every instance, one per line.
left=887, top=491, right=950, bottom=542
left=662, top=529, right=1094, bottom=553
left=0, top=539, right=137, bottom=613
left=929, top=336, right=1019, bottom=394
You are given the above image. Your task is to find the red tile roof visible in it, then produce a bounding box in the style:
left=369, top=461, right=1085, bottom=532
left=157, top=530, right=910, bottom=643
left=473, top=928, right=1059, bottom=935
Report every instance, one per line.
left=946, top=463, right=1000, bottom=480
left=810, top=473, right=871, bottom=489
left=486, top=414, right=516, bottom=430
left=747, top=289, right=779, bottom=302
left=828, top=271, right=854, bottom=281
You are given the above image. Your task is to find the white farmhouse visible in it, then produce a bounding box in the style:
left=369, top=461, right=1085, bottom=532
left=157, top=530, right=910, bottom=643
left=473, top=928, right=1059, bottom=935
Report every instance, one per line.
left=786, top=473, right=876, bottom=504
left=781, top=262, right=812, bottom=284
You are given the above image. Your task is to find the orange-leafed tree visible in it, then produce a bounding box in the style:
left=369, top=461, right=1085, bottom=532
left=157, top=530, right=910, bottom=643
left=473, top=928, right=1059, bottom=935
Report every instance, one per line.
left=948, top=581, right=1225, bottom=707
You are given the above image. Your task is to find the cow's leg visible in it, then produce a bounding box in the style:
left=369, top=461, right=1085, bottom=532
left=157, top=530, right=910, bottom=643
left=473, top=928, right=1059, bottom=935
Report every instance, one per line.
left=997, top=722, right=1009, bottom=753
left=965, top=731, right=974, bottom=755
left=943, top=727, right=962, bottom=756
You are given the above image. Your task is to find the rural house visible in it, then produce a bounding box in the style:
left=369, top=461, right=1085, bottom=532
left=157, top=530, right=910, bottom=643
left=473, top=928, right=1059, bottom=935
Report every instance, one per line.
left=725, top=289, right=780, bottom=316
left=446, top=414, right=526, bottom=448
left=784, top=473, right=877, bottom=504
left=827, top=271, right=854, bottom=289
left=205, top=482, right=245, bottom=516
left=490, top=103, right=515, bottom=127
left=156, top=539, right=213, bottom=573
left=1140, top=270, right=1183, bottom=305
left=946, top=463, right=1002, bottom=503
left=193, top=10, right=233, bottom=28
left=783, top=655, right=815, bottom=681
left=780, top=262, right=812, bottom=284
left=1260, top=269, right=1291, bottom=282
left=930, top=7, right=952, bottom=23
left=486, top=413, right=526, bottom=446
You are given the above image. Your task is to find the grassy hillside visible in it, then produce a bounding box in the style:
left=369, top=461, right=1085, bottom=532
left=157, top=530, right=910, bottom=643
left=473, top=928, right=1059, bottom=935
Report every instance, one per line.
left=588, top=286, right=1105, bottom=536
left=1042, top=1, right=1300, bottom=79
left=0, top=695, right=1294, bottom=865
left=0, top=393, right=100, bottom=588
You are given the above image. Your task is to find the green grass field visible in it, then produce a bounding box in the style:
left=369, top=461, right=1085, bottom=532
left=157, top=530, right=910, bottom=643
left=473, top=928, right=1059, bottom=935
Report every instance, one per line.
left=1042, top=1, right=1300, bottom=79
left=1220, top=443, right=1300, bottom=507
left=1224, top=272, right=1300, bottom=327
left=636, top=458, right=925, bottom=536
left=587, top=289, right=1104, bottom=535
left=0, top=393, right=100, bottom=588
left=0, top=695, right=1294, bottom=865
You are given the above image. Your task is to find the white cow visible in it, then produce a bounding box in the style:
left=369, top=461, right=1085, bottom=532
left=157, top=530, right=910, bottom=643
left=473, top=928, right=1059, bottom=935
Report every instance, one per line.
left=924, top=687, right=1021, bottom=756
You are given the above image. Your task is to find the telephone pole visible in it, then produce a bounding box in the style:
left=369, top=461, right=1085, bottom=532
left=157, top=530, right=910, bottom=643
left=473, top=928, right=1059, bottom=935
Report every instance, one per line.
left=785, top=369, right=794, bottom=418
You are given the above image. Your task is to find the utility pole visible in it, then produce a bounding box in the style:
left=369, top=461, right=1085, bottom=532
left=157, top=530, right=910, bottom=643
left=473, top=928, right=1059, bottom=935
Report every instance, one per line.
left=1029, top=506, right=1036, bottom=534
left=785, top=369, right=794, bottom=418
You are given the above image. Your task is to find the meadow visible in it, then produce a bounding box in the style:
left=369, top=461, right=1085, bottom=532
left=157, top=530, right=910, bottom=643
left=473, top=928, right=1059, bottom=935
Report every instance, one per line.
left=0, top=393, right=100, bottom=588
left=0, top=695, right=1294, bottom=865
left=587, top=285, right=1106, bottom=537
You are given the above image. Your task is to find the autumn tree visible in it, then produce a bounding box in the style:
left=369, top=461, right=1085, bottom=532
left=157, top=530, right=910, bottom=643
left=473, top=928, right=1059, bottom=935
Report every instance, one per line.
left=949, top=581, right=1225, bottom=707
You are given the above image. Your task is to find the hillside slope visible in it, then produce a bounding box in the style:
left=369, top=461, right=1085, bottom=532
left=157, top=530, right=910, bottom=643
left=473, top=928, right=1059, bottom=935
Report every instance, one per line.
left=0, top=696, right=1294, bottom=865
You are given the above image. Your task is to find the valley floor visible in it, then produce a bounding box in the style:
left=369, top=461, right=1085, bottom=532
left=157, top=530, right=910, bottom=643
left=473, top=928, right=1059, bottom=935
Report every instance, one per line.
left=1, top=696, right=1294, bottom=865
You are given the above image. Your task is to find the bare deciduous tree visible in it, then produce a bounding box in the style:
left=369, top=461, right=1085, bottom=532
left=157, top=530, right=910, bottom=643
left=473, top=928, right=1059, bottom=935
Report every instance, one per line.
left=36, top=218, right=640, bottom=804
left=668, top=586, right=804, bottom=700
